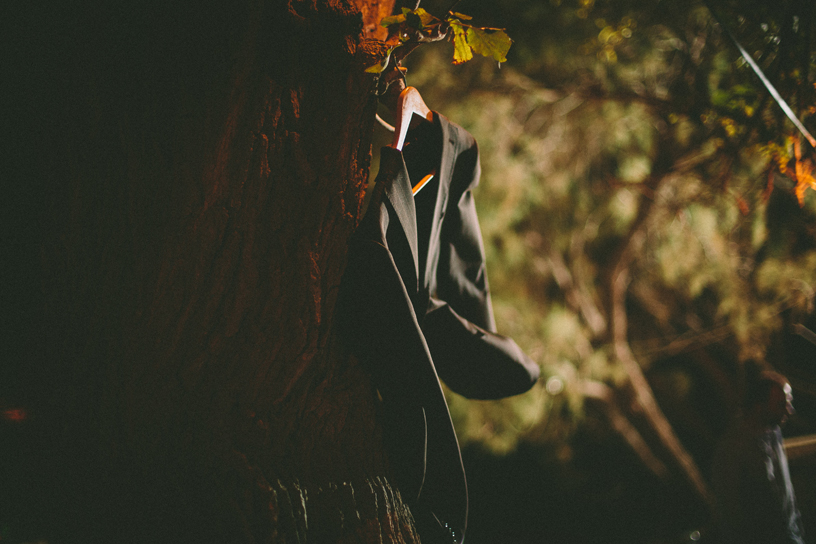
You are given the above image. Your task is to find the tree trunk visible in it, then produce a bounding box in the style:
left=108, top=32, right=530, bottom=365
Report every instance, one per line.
left=3, top=1, right=420, bottom=542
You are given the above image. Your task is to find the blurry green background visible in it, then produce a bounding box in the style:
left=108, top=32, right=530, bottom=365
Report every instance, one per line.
left=373, top=0, right=816, bottom=542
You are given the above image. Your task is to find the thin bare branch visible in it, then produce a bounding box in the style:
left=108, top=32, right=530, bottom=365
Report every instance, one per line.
left=579, top=380, right=668, bottom=478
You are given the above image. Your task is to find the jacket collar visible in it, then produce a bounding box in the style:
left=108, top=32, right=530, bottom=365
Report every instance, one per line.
left=380, top=147, right=420, bottom=286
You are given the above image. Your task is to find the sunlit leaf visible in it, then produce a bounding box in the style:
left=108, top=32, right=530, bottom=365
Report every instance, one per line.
left=450, top=12, right=473, bottom=20
left=794, top=159, right=816, bottom=205
left=413, top=8, right=436, bottom=26
left=365, top=46, right=395, bottom=74
left=451, top=23, right=473, bottom=64
left=380, top=14, right=406, bottom=27
left=793, top=136, right=816, bottom=205
left=466, top=27, right=512, bottom=63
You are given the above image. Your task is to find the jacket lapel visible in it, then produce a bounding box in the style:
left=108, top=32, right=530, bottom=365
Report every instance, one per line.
left=381, top=148, right=420, bottom=290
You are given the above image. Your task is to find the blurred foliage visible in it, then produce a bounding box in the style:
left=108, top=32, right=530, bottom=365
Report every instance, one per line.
left=389, top=0, right=816, bottom=467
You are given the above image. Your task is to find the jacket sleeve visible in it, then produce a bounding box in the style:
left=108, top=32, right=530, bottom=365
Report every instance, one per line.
left=435, top=139, right=496, bottom=332
left=430, top=132, right=539, bottom=399
left=422, top=298, right=540, bottom=399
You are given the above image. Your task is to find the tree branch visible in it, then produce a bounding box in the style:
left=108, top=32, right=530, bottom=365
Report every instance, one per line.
left=579, top=380, right=668, bottom=479
left=607, top=141, right=713, bottom=505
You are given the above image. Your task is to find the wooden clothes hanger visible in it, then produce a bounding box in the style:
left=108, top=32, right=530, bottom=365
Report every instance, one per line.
left=392, top=86, right=436, bottom=196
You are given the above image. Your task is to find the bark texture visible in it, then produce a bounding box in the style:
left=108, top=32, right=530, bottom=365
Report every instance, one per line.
left=3, top=1, right=420, bottom=542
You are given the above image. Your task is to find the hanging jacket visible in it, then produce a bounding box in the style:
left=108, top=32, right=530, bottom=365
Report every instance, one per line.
left=339, top=111, right=539, bottom=543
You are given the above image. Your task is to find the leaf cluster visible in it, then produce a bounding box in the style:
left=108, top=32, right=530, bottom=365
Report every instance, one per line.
left=365, top=7, right=512, bottom=74
left=702, top=0, right=816, bottom=203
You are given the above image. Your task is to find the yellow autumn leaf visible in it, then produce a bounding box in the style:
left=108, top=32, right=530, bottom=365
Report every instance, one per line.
left=793, top=136, right=816, bottom=205
left=451, top=23, right=473, bottom=64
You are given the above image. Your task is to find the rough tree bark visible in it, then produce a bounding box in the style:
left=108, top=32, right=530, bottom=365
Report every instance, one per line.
left=3, top=1, right=421, bottom=542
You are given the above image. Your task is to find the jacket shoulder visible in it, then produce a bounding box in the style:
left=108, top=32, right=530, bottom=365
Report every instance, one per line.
left=436, top=112, right=478, bottom=152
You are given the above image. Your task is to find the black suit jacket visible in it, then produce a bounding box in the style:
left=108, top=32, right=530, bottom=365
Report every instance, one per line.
left=339, top=112, right=539, bottom=543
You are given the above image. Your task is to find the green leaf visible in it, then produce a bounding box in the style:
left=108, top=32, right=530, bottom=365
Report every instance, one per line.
left=711, top=89, right=729, bottom=107
left=387, top=8, right=435, bottom=30
left=466, top=27, right=512, bottom=64
left=365, top=62, right=386, bottom=74
left=380, top=14, right=406, bottom=27
left=451, top=23, right=473, bottom=64
left=414, top=8, right=436, bottom=26
left=365, top=46, right=395, bottom=74
left=449, top=12, right=473, bottom=21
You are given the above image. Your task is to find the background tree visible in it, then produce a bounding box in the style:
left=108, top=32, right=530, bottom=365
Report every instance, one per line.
left=383, top=0, right=816, bottom=541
